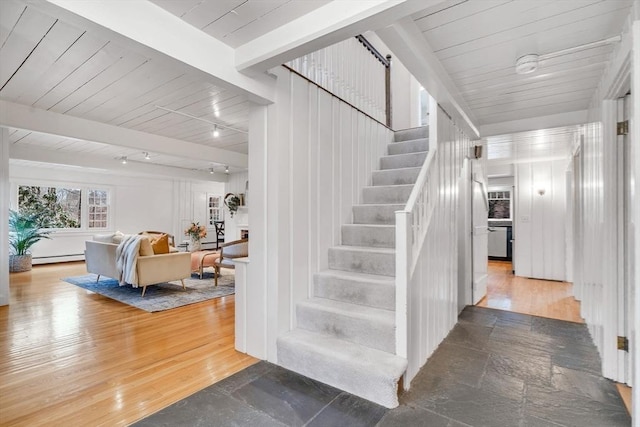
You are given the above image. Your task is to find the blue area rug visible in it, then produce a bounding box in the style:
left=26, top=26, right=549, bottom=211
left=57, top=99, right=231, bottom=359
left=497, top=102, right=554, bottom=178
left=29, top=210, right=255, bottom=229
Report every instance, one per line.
left=62, top=271, right=235, bottom=312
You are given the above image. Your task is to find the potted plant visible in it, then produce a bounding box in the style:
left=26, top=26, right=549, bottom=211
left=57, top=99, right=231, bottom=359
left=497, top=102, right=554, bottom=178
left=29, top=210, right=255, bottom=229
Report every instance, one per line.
left=224, top=193, right=241, bottom=218
left=8, top=209, right=53, bottom=272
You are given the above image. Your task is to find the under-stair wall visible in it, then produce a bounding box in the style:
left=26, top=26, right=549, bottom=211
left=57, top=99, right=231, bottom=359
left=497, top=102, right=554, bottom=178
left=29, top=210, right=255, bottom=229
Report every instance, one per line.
left=399, top=103, right=472, bottom=384
left=247, top=66, right=393, bottom=361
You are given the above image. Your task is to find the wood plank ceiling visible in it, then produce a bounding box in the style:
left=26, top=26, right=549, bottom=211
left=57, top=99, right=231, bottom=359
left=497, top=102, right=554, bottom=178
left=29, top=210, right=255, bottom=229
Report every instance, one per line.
left=413, top=0, right=632, bottom=125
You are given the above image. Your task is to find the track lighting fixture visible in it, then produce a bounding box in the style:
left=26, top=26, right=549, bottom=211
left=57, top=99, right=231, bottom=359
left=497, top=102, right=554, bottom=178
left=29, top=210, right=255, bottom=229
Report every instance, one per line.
left=209, top=167, right=215, bottom=174
left=143, top=152, right=150, bottom=160
left=120, top=156, right=127, bottom=165
left=213, top=125, right=220, bottom=138
left=225, top=165, right=229, bottom=174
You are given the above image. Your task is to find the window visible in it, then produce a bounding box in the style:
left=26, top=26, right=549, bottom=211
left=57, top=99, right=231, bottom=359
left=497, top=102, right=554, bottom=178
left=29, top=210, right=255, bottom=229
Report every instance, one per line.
left=488, top=190, right=511, bottom=220
left=207, top=194, right=223, bottom=225
left=17, top=185, right=111, bottom=230
left=88, top=189, right=109, bottom=229
left=19, top=186, right=82, bottom=228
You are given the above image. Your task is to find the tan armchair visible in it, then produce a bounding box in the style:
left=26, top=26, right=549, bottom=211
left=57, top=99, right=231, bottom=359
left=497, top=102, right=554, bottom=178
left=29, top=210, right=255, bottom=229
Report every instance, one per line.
left=214, top=238, right=248, bottom=286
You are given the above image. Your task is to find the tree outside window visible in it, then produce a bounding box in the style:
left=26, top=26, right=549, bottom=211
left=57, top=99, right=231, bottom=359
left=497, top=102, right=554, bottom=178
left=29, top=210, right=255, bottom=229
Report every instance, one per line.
left=18, top=186, right=81, bottom=228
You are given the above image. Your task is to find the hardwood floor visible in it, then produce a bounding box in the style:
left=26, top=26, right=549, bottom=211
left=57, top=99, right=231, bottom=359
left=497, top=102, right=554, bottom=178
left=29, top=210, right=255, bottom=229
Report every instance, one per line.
left=478, top=260, right=583, bottom=323
left=0, top=262, right=257, bottom=426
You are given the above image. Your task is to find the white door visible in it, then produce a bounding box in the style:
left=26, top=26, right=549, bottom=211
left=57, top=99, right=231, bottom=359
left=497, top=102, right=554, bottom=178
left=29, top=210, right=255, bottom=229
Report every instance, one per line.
left=471, top=160, right=488, bottom=304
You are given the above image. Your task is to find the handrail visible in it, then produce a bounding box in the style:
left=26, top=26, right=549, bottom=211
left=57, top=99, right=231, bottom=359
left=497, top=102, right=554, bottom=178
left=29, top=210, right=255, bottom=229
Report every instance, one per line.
left=355, top=35, right=390, bottom=67
left=395, top=147, right=439, bottom=358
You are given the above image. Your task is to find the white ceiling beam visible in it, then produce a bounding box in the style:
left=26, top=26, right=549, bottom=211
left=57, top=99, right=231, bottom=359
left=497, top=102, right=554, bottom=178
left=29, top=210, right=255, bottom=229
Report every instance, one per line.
left=36, top=0, right=275, bottom=104
left=376, top=17, right=480, bottom=139
left=10, top=144, right=228, bottom=183
left=236, top=0, right=442, bottom=75
left=0, top=100, right=248, bottom=168
left=479, top=110, right=588, bottom=138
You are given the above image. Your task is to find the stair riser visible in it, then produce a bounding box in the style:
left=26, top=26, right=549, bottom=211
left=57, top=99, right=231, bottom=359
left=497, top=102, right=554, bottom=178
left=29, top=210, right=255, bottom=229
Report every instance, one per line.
left=314, top=273, right=395, bottom=310
left=388, top=139, right=429, bottom=155
left=372, top=168, right=420, bottom=186
left=352, top=205, right=402, bottom=225
left=394, top=127, right=428, bottom=142
left=328, top=248, right=395, bottom=276
left=297, top=304, right=395, bottom=353
left=362, top=186, right=412, bottom=204
left=381, top=152, right=427, bottom=170
left=342, top=225, right=395, bottom=248
left=277, top=334, right=406, bottom=408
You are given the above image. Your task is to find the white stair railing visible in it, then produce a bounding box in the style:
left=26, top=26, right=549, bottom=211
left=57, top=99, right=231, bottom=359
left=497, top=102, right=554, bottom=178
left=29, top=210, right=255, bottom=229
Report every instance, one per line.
left=394, top=148, right=438, bottom=359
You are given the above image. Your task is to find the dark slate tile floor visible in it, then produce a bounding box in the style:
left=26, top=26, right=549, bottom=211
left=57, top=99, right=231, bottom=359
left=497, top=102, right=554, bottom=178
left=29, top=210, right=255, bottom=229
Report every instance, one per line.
left=133, top=306, right=631, bottom=427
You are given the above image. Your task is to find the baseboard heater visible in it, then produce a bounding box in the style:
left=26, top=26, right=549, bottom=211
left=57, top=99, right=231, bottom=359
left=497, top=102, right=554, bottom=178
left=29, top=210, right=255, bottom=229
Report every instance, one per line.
left=34, top=253, right=84, bottom=260
left=33, top=254, right=85, bottom=264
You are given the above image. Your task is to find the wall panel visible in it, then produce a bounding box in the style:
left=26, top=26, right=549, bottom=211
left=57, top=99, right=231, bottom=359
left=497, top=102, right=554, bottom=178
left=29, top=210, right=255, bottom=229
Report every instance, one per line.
left=255, top=67, right=392, bottom=361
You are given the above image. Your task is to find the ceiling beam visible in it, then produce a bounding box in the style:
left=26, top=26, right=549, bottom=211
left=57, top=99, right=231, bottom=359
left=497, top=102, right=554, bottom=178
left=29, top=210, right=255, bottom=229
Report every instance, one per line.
left=376, top=17, right=480, bottom=139
left=10, top=144, right=229, bottom=182
left=479, top=110, right=588, bottom=138
left=35, top=0, right=275, bottom=104
left=0, top=100, right=248, bottom=168
left=235, top=0, right=441, bottom=75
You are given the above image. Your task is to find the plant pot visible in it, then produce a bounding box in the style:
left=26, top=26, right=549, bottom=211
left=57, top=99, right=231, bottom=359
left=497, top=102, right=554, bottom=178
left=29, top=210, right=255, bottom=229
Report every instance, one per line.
left=10, top=254, right=33, bottom=272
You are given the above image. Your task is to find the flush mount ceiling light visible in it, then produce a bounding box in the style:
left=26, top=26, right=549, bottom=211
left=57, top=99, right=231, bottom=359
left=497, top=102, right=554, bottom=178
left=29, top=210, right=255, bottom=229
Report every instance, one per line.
left=143, top=152, right=151, bottom=160
left=213, top=125, right=220, bottom=138
left=515, top=54, right=539, bottom=75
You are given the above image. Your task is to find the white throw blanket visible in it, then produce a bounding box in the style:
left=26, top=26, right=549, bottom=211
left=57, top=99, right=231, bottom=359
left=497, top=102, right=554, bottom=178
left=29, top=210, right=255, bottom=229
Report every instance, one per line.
left=116, top=235, right=144, bottom=287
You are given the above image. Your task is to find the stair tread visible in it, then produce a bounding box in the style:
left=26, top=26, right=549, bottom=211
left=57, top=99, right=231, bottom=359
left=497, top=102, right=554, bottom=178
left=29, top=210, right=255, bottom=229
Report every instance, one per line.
left=363, top=184, right=413, bottom=190
left=331, top=245, right=395, bottom=254
left=279, top=329, right=406, bottom=375
left=389, top=137, right=428, bottom=144
left=353, top=203, right=405, bottom=208
left=300, top=297, right=395, bottom=320
left=373, top=166, right=422, bottom=173
left=316, top=269, right=395, bottom=284
left=381, top=150, right=428, bottom=159
left=342, top=223, right=394, bottom=229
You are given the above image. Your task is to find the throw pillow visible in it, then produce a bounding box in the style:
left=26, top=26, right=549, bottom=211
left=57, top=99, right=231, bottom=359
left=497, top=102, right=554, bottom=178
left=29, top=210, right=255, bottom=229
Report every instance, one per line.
left=139, top=237, right=154, bottom=256
left=93, top=233, right=115, bottom=243
left=150, top=234, right=170, bottom=254
left=112, top=231, right=126, bottom=244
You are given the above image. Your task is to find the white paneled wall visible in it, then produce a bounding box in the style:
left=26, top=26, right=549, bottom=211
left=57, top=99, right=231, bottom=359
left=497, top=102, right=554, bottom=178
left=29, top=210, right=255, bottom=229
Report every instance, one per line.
left=248, top=67, right=393, bottom=361
left=401, top=104, right=471, bottom=384
left=287, top=37, right=387, bottom=123
left=514, top=160, right=568, bottom=281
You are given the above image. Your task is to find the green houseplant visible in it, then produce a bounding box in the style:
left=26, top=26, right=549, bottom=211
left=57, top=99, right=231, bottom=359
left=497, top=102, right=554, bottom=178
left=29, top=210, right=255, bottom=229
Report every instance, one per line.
left=9, top=209, right=53, bottom=272
left=224, top=193, right=241, bottom=218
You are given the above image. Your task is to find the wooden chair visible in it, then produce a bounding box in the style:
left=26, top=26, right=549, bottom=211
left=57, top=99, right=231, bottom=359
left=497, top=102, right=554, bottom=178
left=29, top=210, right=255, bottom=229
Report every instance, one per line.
left=214, top=238, right=248, bottom=286
left=214, top=221, right=225, bottom=249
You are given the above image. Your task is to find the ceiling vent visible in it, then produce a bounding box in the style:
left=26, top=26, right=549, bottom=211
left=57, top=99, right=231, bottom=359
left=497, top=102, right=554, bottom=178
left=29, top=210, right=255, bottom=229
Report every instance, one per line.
left=515, top=54, right=539, bottom=75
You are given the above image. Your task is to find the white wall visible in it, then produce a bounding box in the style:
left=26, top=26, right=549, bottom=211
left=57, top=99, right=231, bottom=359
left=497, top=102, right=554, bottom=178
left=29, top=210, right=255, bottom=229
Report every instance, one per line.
left=514, top=159, right=568, bottom=281
left=10, top=163, right=224, bottom=262
left=403, top=104, right=471, bottom=383
left=224, top=171, right=249, bottom=242
left=1, top=129, right=9, bottom=305
left=247, top=67, right=392, bottom=361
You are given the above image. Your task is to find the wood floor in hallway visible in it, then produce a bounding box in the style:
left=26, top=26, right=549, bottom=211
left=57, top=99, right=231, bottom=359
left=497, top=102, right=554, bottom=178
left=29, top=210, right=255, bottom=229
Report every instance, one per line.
left=0, top=262, right=257, bottom=426
left=478, top=260, right=583, bottom=323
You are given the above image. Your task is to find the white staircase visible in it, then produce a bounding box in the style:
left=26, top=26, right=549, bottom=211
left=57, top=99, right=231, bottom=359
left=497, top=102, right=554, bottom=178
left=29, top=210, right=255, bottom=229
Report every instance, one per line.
left=277, top=126, right=429, bottom=408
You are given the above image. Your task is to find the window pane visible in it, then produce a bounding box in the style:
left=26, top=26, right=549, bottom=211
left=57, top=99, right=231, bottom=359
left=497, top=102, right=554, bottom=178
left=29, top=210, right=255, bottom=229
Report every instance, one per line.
left=18, top=186, right=82, bottom=228
left=88, top=189, right=109, bottom=229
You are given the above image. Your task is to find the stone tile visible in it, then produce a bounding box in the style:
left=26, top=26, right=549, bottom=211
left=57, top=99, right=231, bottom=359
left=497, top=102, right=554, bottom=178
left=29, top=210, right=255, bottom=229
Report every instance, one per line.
left=551, top=354, right=601, bottom=376
left=479, top=371, right=525, bottom=402
left=376, top=405, right=451, bottom=427
left=445, top=322, right=493, bottom=351
left=487, top=352, right=553, bottom=388
left=492, top=309, right=534, bottom=328
left=230, top=365, right=341, bottom=427
left=551, top=366, right=624, bottom=407
left=214, top=361, right=275, bottom=395
left=132, top=386, right=285, bottom=427
left=458, top=306, right=497, bottom=327
left=415, top=381, right=524, bottom=427
left=530, top=317, right=593, bottom=345
left=486, top=326, right=555, bottom=359
left=524, top=385, right=631, bottom=427
left=307, top=392, right=387, bottom=427
left=418, top=343, right=490, bottom=388
left=522, top=415, right=566, bottom=426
